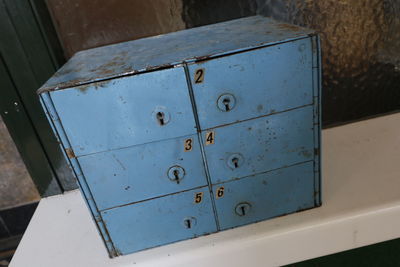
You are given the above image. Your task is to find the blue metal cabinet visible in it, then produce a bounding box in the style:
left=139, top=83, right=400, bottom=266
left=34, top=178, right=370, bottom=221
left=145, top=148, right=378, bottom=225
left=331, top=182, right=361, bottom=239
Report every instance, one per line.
left=38, top=16, right=322, bottom=257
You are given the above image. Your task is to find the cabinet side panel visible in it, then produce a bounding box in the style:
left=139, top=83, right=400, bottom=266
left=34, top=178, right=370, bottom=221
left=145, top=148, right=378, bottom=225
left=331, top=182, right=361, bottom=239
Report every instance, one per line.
left=40, top=92, right=118, bottom=257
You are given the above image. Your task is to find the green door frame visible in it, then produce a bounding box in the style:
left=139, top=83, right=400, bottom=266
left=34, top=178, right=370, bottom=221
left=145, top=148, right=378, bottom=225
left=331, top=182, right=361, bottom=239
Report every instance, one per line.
left=0, top=0, right=77, bottom=196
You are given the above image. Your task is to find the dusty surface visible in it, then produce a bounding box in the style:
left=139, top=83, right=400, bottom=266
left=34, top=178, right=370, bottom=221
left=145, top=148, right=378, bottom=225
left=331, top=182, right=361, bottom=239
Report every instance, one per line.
left=0, top=117, right=40, bottom=210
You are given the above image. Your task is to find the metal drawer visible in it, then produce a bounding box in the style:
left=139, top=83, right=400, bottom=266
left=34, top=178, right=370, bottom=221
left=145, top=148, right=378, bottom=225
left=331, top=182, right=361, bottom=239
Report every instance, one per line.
left=50, top=67, right=197, bottom=156
left=201, top=105, right=315, bottom=184
left=212, top=161, right=315, bottom=230
left=101, top=186, right=217, bottom=254
left=187, top=37, right=314, bottom=130
left=78, top=134, right=208, bottom=210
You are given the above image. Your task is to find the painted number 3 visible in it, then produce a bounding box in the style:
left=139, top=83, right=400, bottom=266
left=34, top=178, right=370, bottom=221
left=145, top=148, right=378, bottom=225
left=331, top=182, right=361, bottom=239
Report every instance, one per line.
left=184, top=138, right=193, bottom=152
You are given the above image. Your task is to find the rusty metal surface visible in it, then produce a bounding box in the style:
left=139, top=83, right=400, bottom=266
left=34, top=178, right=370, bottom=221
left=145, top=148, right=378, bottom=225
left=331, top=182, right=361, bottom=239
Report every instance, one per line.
left=38, top=15, right=313, bottom=93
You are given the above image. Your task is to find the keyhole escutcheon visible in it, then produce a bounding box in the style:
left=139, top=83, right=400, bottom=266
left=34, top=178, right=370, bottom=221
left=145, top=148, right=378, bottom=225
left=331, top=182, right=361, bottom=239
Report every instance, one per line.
left=235, top=202, right=251, bottom=216
left=217, top=93, right=236, bottom=112
left=167, top=165, right=185, bottom=184
left=183, top=217, right=197, bottom=229
left=227, top=153, right=244, bottom=170
left=153, top=107, right=170, bottom=126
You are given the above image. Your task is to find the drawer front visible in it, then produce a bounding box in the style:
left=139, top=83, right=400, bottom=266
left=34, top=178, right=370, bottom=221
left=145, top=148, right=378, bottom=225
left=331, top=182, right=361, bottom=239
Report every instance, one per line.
left=101, top=187, right=217, bottom=254
left=187, top=37, right=313, bottom=130
left=50, top=67, right=197, bottom=156
left=78, top=134, right=208, bottom=210
left=201, top=105, right=314, bottom=184
left=213, top=161, right=315, bottom=230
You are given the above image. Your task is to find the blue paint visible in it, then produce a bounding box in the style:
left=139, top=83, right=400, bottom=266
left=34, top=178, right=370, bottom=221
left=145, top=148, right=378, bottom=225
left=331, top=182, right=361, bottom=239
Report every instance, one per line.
left=38, top=16, right=313, bottom=93
left=38, top=16, right=322, bottom=256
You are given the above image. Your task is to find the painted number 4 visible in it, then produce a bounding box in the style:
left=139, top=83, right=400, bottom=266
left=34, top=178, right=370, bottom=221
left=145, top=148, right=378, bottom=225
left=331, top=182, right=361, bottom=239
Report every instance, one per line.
left=205, top=131, right=215, bottom=145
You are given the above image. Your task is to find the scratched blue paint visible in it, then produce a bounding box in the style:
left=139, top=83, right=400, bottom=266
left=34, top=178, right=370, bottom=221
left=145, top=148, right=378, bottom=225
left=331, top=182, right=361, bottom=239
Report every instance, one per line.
left=78, top=134, right=208, bottom=210
left=38, top=15, right=322, bottom=257
left=101, top=187, right=217, bottom=255
left=202, top=106, right=314, bottom=184
left=38, top=16, right=313, bottom=93
left=213, top=161, right=315, bottom=230
left=49, top=67, right=197, bottom=156
left=188, top=37, right=313, bottom=130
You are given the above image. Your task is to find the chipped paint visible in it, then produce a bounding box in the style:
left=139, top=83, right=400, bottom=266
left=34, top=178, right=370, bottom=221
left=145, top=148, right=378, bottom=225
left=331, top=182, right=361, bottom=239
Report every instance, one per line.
left=65, top=148, right=76, bottom=159
left=37, top=16, right=314, bottom=94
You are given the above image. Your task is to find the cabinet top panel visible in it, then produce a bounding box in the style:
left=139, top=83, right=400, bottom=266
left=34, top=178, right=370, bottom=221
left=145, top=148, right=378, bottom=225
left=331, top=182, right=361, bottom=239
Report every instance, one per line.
left=38, top=15, right=314, bottom=93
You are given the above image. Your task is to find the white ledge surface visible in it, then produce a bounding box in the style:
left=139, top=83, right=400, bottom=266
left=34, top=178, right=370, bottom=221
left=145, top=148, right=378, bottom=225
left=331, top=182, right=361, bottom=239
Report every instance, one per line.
left=11, top=113, right=400, bottom=267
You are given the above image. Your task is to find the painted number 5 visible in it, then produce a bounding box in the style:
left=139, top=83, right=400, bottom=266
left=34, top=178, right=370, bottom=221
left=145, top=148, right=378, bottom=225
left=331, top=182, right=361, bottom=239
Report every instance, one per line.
left=194, top=192, right=203, bottom=204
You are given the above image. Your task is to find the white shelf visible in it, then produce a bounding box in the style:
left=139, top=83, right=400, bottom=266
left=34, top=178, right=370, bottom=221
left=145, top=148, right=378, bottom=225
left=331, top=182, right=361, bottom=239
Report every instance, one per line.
left=10, top=113, right=400, bottom=267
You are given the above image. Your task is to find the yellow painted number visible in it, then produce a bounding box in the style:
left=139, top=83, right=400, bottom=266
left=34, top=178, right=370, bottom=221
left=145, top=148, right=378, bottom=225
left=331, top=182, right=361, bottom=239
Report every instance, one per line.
left=184, top=138, right=193, bottom=152
left=205, top=131, right=215, bottom=145
left=216, top=186, right=225, bottom=199
left=194, top=192, right=203, bottom=204
left=194, top=68, right=205, bottom=84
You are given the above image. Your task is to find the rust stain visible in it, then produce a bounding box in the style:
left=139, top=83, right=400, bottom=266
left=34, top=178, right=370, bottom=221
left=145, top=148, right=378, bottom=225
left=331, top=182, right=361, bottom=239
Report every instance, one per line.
left=65, top=148, right=76, bottom=159
left=300, top=150, right=313, bottom=158
left=276, top=23, right=302, bottom=32
left=77, top=83, right=91, bottom=93
left=194, top=54, right=214, bottom=62
left=145, top=63, right=172, bottom=72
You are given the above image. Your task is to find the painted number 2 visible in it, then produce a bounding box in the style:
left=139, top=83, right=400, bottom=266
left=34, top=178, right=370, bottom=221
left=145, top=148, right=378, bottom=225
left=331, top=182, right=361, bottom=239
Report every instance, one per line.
left=194, top=68, right=204, bottom=84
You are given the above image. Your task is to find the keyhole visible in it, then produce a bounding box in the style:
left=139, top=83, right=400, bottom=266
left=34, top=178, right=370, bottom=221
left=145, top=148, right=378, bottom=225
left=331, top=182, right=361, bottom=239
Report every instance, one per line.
left=156, top=111, right=165, bottom=125
left=168, top=165, right=185, bottom=183
left=217, top=94, right=236, bottom=112
left=184, top=219, right=191, bottom=229
left=235, top=202, right=251, bottom=217
left=173, top=169, right=180, bottom=184
left=223, top=98, right=231, bottom=111
left=232, top=157, right=239, bottom=168
left=240, top=206, right=246, bottom=215
left=183, top=217, right=196, bottom=229
left=227, top=153, right=243, bottom=170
